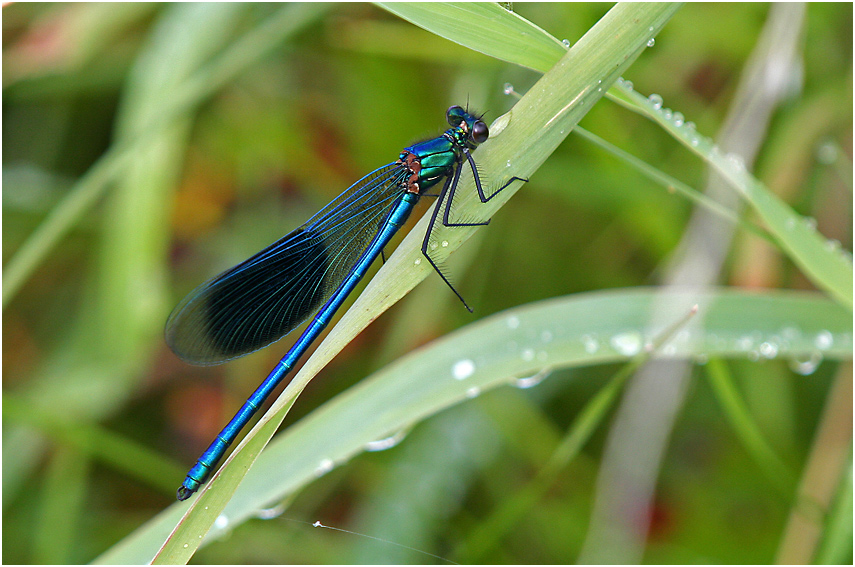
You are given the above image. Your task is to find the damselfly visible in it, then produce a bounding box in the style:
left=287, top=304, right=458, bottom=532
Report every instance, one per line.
left=167, top=105, right=525, bottom=500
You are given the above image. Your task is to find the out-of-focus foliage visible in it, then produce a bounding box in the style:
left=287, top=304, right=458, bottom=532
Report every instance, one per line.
left=3, top=3, right=851, bottom=564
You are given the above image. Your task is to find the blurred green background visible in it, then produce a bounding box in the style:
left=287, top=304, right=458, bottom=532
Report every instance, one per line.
left=3, top=2, right=851, bottom=564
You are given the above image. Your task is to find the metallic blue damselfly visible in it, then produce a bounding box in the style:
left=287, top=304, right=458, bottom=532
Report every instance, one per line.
left=167, top=105, right=525, bottom=500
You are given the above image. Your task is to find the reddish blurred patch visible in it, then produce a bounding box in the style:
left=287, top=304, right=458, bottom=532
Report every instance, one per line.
left=687, top=61, right=731, bottom=103
left=167, top=382, right=228, bottom=446
left=646, top=498, right=675, bottom=541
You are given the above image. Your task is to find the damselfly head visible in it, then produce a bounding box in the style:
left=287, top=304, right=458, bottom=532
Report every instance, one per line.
left=446, top=105, right=489, bottom=147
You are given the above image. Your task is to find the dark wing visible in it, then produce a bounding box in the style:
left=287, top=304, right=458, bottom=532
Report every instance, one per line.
left=165, top=163, right=408, bottom=365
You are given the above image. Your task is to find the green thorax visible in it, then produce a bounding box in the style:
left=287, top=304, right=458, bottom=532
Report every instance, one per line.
left=398, top=105, right=489, bottom=193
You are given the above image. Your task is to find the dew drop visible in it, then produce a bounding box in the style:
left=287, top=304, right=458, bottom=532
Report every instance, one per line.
left=315, top=458, right=334, bottom=476
left=215, top=515, right=229, bottom=529
left=727, top=153, right=746, bottom=171
left=759, top=341, right=779, bottom=359
left=582, top=334, right=599, bottom=354
left=413, top=258, right=421, bottom=265
left=647, top=38, right=655, bottom=47
left=648, top=93, right=663, bottom=110
left=365, top=429, right=409, bottom=452
left=503, top=82, right=515, bottom=95
left=662, top=108, right=673, bottom=120
left=452, top=359, right=476, bottom=380
left=623, top=79, right=634, bottom=91
left=490, top=112, right=511, bottom=135
left=789, top=352, right=823, bottom=375
left=611, top=331, right=642, bottom=356
left=672, top=112, right=684, bottom=127
left=256, top=503, right=286, bottom=520
left=814, top=330, right=834, bottom=350
left=506, top=316, right=520, bottom=329
left=441, top=240, right=449, bottom=248
left=466, top=386, right=481, bottom=398
left=513, top=368, right=551, bottom=389
left=562, top=38, right=571, bottom=48
left=521, top=348, right=535, bottom=361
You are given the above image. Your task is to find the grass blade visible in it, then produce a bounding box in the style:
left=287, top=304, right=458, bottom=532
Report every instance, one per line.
left=97, top=287, right=850, bottom=563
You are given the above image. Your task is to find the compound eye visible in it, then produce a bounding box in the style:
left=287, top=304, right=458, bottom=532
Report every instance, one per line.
left=446, top=105, right=465, bottom=126
left=470, top=120, right=489, bottom=144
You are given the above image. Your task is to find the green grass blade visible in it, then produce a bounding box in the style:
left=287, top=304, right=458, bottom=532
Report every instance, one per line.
left=95, top=288, right=851, bottom=563
left=573, top=126, right=776, bottom=246
left=376, top=2, right=567, bottom=72
left=33, top=447, right=88, bottom=564
left=705, top=358, right=797, bottom=495
left=814, top=457, right=853, bottom=564
left=609, top=82, right=854, bottom=310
